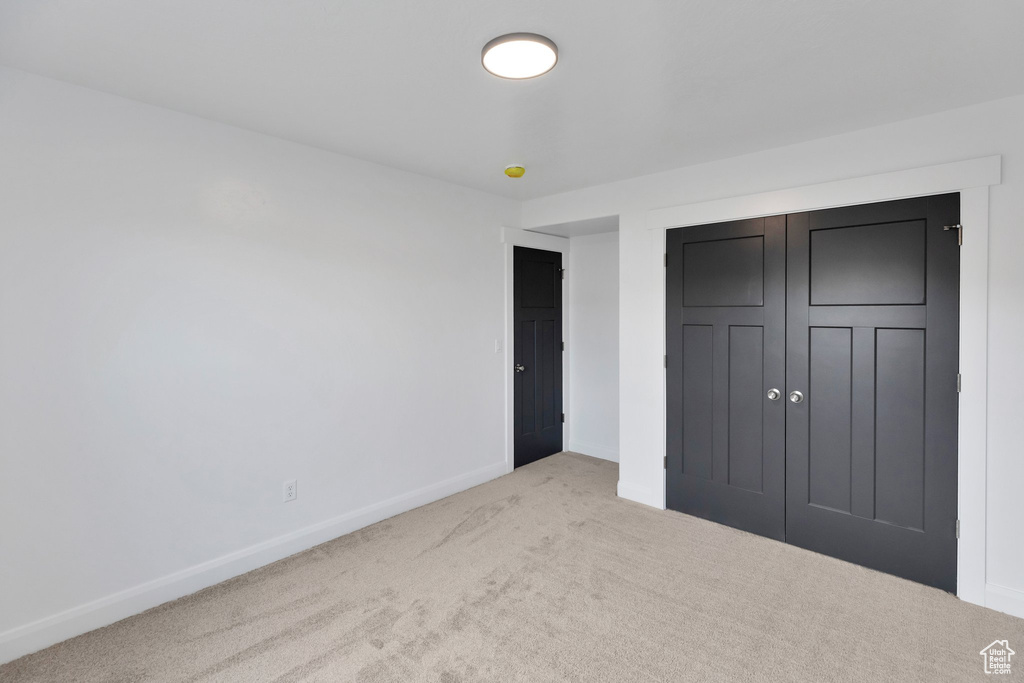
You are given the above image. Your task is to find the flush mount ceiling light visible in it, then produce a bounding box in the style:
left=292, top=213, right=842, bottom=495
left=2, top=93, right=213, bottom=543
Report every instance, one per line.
left=482, top=33, right=558, bottom=79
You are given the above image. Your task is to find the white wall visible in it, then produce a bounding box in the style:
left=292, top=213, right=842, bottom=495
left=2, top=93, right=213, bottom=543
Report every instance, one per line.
left=566, top=232, right=619, bottom=461
left=521, top=94, right=1024, bottom=618
left=0, top=67, right=520, bottom=661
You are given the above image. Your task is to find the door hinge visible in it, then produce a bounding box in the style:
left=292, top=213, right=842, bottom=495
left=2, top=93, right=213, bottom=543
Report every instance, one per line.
left=559, top=268, right=565, bottom=279
left=560, top=412, right=565, bottom=423
left=561, top=341, right=565, bottom=351
left=956, top=519, right=960, bottom=539
left=664, top=354, right=668, bottom=369
left=664, top=253, right=668, bottom=267
left=957, top=373, right=962, bottom=393
left=664, top=455, right=667, bottom=469
left=944, top=224, right=963, bottom=246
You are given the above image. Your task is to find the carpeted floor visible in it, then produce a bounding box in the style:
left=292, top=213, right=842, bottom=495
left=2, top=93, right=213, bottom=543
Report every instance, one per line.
left=2, top=452, right=1022, bottom=682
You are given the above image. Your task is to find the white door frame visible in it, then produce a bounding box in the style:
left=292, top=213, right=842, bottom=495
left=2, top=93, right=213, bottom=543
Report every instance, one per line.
left=501, top=227, right=571, bottom=473
left=646, top=155, right=1000, bottom=606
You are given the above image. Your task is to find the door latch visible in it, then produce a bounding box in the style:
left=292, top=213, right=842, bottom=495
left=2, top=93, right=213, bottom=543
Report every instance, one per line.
left=944, top=224, right=963, bottom=246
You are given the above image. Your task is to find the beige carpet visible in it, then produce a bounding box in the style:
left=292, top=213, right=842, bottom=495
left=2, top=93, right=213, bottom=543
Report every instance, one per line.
left=3, top=453, right=1022, bottom=682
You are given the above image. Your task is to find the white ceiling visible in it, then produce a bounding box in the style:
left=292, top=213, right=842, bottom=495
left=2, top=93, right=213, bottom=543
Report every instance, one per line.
left=2, top=1, right=1023, bottom=200
left=531, top=216, right=619, bottom=239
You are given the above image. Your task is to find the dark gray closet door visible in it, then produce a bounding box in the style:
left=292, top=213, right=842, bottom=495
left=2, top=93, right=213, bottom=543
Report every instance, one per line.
left=786, top=193, right=960, bottom=592
left=666, top=216, right=787, bottom=540
left=514, top=246, right=563, bottom=468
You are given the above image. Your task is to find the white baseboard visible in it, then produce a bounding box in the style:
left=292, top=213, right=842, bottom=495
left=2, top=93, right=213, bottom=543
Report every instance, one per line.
left=567, top=440, right=619, bottom=463
left=0, top=461, right=507, bottom=665
left=616, top=479, right=664, bottom=509
left=985, top=583, right=1024, bottom=620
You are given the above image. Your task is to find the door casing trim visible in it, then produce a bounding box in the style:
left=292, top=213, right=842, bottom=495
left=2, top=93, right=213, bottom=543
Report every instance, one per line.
left=646, top=155, right=1000, bottom=606
left=501, top=228, right=570, bottom=473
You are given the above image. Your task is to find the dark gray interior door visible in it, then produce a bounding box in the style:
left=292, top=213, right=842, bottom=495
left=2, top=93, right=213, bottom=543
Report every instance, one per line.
left=514, top=246, right=563, bottom=468
left=666, top=193, right=960, bottom=592
left=786, top=194, right=960, bottom=592
left=666, top=216, right=787, bottom=540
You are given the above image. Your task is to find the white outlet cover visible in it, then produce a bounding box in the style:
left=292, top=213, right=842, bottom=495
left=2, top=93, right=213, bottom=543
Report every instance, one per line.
left=494, top=339, right=502, bottom=353
left=283, top=479, right=297, bottom=502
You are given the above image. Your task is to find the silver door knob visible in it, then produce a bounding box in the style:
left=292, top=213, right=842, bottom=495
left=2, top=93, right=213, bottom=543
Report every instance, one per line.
left=767, top=388, right=781, bottom=401
left=789, top=390, right=804, bottom=404
left=514, top=364, right=526, bottom=373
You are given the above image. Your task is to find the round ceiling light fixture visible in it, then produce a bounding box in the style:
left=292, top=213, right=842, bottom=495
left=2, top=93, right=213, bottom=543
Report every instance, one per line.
left=482, top=33, right=558, bottom=79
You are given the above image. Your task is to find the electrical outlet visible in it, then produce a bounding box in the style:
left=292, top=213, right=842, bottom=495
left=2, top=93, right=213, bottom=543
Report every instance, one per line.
left=283, top=479, right=297, bottom=502
left=494, top=339, right=502, bottom=353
